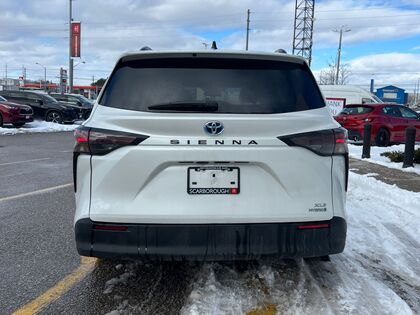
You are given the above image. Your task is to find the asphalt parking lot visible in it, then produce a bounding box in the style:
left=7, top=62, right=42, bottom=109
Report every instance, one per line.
left=0, top=132, right=198, bottom=314
left=1, top=132, right=419, bottom=315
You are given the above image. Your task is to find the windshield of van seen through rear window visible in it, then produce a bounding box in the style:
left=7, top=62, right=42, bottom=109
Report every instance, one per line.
left=99, top=58, right=325, bottom=114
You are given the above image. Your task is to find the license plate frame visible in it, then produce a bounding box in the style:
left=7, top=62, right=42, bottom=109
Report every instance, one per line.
left=187, top=166, right=240, bottom=195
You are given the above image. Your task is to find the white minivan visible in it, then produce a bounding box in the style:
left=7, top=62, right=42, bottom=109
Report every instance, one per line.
left=74, top=50, right=348, bottom=260
left=319, top=85, right=383, bottom=116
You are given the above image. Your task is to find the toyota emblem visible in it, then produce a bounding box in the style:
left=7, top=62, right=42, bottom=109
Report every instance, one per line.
left=204, top=121, right=224, bottom=135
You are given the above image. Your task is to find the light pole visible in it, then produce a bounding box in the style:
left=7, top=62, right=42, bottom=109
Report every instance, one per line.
left=35, top=62, right=47, bottom=91
left=72, top=61, right=85, bottom=94
left=69, top=0, right=73, bottom=93
left=333, top=26, right=351, bottom=85
left=245, top=9, right=250, bottom=50
left=74, top=61, right=85, bottom=68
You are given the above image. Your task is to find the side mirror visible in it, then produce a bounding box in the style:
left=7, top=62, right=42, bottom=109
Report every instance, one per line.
left=36, top=99, right=43, bottom=105
left=77, top=101, right=83, bottom=107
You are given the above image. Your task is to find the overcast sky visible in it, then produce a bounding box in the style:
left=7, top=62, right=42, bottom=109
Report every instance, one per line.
left=1, top=0, right=420, bottom=92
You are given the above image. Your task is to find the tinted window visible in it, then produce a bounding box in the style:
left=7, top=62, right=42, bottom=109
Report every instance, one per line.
left=25, top=93, right=42, bottom=101
left=9, top=91, right=23, bottom=98
left=51, top=94, right=66, bottom=101
left=399, top=107, right=418, bottom=119
left=383, top=106, right=402, bottom=117
left=341, top=106, right=373, bottom=115
left=41, top=94, right=59, bottom=103
left=100, top=58, right=324, bottom=114
left=0, top=95, right=6, bottom=101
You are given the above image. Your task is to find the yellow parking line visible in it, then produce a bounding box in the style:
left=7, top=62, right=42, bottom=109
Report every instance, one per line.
left=0, top=183, right=72, bottom=203
left=12, top=257, right=97, bottom=315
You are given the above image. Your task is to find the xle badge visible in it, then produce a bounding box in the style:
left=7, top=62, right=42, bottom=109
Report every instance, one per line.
left=309, top=203, right=327, bottom=212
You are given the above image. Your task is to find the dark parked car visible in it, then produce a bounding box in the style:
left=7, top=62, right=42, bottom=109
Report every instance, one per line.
left=0, top=90, right=79, bottom=124
left=50, top=93, right=93, bottom=119
left=335, top=103, right=420, bottom=146
left=0, top=95, right=34, bottom=127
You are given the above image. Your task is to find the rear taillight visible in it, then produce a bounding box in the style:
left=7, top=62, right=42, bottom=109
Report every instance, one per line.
left=279, top=128, right=348, bottom=156
left=333, top=128, right=348, bottom=155
left=74, top=126, right=148, bottom=155
left=73, top=127, right=148, bottom=192
left=74, top=127, right=90, bottom=153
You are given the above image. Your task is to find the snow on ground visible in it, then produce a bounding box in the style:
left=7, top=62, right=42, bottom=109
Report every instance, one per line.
left=102, top=172, right=420, bottom=315
left=180, top=172, right=420, bottom=314
left=0, top=120, right=78, bottom=135
left=349, top=144, right=420, bottom=175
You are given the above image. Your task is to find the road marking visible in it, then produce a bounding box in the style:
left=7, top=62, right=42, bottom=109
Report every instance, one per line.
left=0, top=183, right=72, bottom=202
left=12, top=257, right=97, bottom=315
left=0, top=158, right=51, bottom=167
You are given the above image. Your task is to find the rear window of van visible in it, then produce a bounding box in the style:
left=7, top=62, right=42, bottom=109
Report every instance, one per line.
left=99, top=58, right=325, bottom=114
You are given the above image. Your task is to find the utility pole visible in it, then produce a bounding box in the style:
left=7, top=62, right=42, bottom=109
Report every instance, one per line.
left=4, top=64, right=7, bottom=90
left=333, top=26, right=351, bottom=85
left=69, top=0, right=74, bottom=93
left=22, top=65, right=26, bottom=87
left=246, top=9, right=250, bottom=51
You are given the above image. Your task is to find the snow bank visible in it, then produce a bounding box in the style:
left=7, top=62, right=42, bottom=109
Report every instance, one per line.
left=0, top=120, right=78, bottom=135
left=348, top=143, right=420, bottom=175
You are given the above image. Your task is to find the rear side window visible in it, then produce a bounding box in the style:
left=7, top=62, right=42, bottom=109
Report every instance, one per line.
left=100, top=58, right=325, bottom=114
left=341, top=106, right=374, bottom=115
left=399, top=107, right=418, bottom=119
left=383, top=106, right=402, bottom=117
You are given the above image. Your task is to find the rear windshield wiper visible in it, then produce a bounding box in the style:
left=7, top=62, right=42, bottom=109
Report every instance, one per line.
left=148, top=101, right=218, bottom=112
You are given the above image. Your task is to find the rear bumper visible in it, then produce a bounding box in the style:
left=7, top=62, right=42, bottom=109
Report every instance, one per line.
left=75, top=216, right=346, bottom=260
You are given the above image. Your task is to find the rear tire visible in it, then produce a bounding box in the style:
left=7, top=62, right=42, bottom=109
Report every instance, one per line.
left=375, top=128, right=390, bottom=147
left=46, top=111, right=63, bottom=124
left=13, top=123, right=25, bottom=128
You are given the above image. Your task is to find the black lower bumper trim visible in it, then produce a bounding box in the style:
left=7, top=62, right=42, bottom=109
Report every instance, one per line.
left=75, top=217, right=347, bottom=261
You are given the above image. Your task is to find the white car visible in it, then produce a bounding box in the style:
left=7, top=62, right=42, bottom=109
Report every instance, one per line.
left=74, top=50, right=348, bottom=260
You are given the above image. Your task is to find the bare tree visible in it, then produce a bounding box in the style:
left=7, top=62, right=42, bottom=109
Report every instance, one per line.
left=318, top=57, right=351, bottom=85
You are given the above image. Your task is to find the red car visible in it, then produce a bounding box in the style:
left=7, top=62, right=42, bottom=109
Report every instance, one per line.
left=335, top=103, right=420, bottom=146
left=0, top=95, right=34, bottom=128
